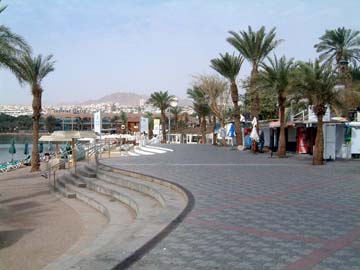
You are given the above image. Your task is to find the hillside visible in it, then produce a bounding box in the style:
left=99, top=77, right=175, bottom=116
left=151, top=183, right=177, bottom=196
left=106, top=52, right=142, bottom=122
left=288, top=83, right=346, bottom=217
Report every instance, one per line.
left=81, top=92, right=148, bottom=106
left=80, top=91, right=192, bottom=106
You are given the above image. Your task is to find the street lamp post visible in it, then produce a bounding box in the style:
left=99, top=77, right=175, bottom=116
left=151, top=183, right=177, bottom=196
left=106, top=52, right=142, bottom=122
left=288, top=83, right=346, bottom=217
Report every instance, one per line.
left=168, top=97, right=178, bottom=144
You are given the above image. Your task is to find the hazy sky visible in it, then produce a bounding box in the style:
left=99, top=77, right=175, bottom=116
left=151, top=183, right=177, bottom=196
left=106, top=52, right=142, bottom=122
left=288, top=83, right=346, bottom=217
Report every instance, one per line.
left=1, top=0, right=359, bottom=105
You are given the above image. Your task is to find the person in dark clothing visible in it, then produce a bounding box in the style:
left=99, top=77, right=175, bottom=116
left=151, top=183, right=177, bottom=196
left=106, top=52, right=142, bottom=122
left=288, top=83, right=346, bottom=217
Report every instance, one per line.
left=259, top=130, right=265, bottom=153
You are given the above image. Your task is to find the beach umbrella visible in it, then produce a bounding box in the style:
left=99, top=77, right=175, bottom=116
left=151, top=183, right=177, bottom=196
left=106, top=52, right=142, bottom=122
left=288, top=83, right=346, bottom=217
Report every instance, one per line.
left=250, top=117, right=259, bottom=142
left=9, top=139, right=16, bottom=162
left=39, top=142, right=44, bottom=153
left=24, top=142, right=29, bottom=156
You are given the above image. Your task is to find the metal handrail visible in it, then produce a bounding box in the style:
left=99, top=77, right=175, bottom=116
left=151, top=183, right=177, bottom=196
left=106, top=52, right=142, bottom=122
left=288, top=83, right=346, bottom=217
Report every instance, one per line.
left=46, top=142, right=106, bottom=190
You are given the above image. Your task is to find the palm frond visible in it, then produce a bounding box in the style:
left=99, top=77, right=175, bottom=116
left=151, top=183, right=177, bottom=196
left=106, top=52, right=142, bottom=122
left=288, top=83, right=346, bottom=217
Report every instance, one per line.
left=210, top=52, right=243, bottom=81
left=227, top=25, right=282, bottom=67
left=314, top=27, right=360, bottom=66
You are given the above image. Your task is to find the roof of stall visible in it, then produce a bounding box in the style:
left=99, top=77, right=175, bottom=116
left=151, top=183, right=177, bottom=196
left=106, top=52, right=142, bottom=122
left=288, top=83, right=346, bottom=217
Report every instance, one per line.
left=39, top=131, right=97, bottom=142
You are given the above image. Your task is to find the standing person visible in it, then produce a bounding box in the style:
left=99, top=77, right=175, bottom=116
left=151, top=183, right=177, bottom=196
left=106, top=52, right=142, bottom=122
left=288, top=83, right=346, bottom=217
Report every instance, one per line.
left=219, top=127, right=226, bottom=146
left=259, top=130, right=265, bottom=153
left=227, top=122, right=236, bottom=149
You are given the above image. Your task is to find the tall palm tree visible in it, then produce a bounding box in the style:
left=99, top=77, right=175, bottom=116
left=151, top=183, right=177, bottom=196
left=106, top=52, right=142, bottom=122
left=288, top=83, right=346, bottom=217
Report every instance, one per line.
left=187, top=86, right=209, bottom=144
left=294, top=60, right=338, bottom=165
left=227, top=26, right=282, bottom=119
left=147, top=91, right=175, bottom=143
left=145, top=112, right=154, bottom=138
left=314, top=27, right=360, bottom=67
left=12, top=53, right=55, bottom=171
left=258, top=55, right=294, bottom=158
left=170, top=106, right=182, bottom=131
left=210, top=52, right=244, bottom=146
left=0, top=3, right=31, bottom=72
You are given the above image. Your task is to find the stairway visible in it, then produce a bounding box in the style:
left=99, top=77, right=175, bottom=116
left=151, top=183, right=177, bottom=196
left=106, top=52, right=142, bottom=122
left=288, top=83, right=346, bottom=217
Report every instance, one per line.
left=44, top=161, right=187, bottom=270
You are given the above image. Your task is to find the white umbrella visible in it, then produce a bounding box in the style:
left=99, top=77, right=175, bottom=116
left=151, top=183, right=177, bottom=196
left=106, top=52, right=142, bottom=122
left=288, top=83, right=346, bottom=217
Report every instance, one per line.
left=250, top=117, right=259, bottom=142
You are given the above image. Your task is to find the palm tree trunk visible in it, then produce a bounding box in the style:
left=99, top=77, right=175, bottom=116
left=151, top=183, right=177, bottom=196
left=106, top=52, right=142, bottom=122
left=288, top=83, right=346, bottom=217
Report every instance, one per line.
left=230, top=81, right=243, bottom=146
left=313, top=114, right=324, bottom=165
left=250, top=66, right=260, bottom=119
left=212, top=115, right=217, bottom=145
left=31, top=86, right=42, bottom=171
left=250, top=66, right=259, bottom=153
left=278, top=97, right=286, bottom=158
left=201, top=116, right=206, bottom=144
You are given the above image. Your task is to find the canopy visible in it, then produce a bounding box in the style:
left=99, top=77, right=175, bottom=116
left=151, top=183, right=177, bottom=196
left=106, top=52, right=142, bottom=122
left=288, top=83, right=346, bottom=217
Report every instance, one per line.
left=39, top=131, right=97, bottom=142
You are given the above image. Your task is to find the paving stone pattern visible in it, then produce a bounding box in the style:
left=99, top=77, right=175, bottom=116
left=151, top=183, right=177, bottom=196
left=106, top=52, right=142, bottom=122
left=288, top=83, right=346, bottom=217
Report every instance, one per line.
left=103, top=145, right=360, bottom=270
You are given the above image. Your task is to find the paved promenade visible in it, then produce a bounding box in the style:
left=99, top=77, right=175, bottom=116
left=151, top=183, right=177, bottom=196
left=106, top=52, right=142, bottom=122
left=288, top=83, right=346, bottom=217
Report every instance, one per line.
left=0, top=166, right=106, bottom=270
left=103, top=144, right=360, bottom=270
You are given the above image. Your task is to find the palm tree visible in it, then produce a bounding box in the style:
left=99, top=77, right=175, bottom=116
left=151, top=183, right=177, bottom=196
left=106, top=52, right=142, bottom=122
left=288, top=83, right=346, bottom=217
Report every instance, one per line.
left=12, top=53, right=55, bottom=171
left=314, top=27, right=360, bottom=67
left=258, top=55, right=294, bottom=158
left=0, top=3, right=31, bottom=72
left=193, top=75, right=229, bottom=145
left=145, top=112, right=154, bottom=138
left=211, top=52, right=244, bottom=146
left=294, top=60, right=338, bottom=165
left=187, top=86, right=209, bottom=144
left=227, top=26, right=282, bottom=119
left=170, top=106, right=182, bottom=131
left=147, top=91, right=175, bottom=143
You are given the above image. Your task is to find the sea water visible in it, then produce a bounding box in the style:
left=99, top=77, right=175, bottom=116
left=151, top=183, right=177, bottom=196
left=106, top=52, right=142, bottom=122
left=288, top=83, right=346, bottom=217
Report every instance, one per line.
left=0, top=134, right=33, bottom=163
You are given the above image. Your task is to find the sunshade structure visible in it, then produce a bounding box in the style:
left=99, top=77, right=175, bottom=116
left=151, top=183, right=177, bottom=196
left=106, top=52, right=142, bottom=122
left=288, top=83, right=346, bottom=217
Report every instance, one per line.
left=39, top=131, right=97, bottom=167
left=8, top=139, right=16, bottom=162
left=250, top=117, right=259, bottom=142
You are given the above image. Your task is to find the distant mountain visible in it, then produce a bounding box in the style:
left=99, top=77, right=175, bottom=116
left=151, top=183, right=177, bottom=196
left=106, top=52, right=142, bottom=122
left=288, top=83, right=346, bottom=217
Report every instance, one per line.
left=81, top=92, right=148, bottom=106
left=80, top=91, right=192, bottom=107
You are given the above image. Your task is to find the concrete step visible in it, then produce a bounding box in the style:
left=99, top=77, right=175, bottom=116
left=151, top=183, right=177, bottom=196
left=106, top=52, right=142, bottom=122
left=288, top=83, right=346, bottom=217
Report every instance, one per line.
left=139, top=146, right=167, bottom=153
left=76, top=165, right=97, bottom=178
left=97, top=164, right=186, bottom=208
left=54, top=181, right=76, bottom=198
left=62, top=172, right=87, bottom=188
left=144, top=145, right=174, bottom=152
left=77, top=173, right=162, bottom=219
left=45, top=161, right=188, bottom=270
left=94, top=165, right=166, bottom=207
left=127, top=151, right=140, bottom=156
left=44, top=175, right=135, bottom=270
left=133, top=147, right=155, bottom=155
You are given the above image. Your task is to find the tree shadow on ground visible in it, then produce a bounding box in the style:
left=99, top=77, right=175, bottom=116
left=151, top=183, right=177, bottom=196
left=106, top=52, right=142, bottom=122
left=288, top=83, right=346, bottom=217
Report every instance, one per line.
left=0, top=190, right=49, bottom=204
left=0, top=229, right=33, bottom=249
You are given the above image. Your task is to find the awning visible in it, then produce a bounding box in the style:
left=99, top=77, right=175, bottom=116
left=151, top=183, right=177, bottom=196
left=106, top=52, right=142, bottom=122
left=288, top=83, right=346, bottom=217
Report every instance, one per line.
left=269, top=121, right=295, bottom=128
left=39, top=131, right=97, bottom=142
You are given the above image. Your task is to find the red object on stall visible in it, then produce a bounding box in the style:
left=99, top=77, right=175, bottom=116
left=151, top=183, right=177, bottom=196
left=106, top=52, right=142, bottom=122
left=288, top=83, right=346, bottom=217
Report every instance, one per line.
left=297, top=127, right=307, bottom=154
left=244, top=128, right=251, bottom=136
